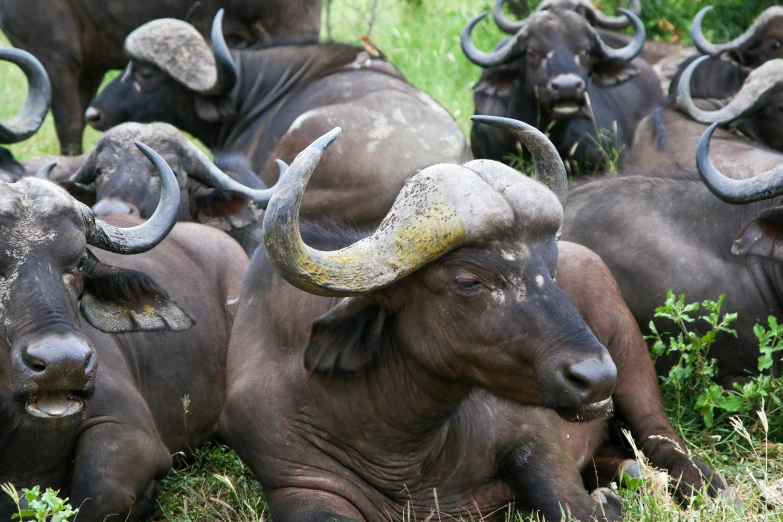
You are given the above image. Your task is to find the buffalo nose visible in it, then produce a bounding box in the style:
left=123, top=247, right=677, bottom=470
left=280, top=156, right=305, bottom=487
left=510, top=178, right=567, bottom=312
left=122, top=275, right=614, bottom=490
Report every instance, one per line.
left=562, top=357, right=617, bottom=405
left=548, top=74, right=586, bottom=98
left=92, top=198, right=139, bottom=217
left=21, top=336, right=96, bottom=387
left=85, top=106, right=102, bottom=126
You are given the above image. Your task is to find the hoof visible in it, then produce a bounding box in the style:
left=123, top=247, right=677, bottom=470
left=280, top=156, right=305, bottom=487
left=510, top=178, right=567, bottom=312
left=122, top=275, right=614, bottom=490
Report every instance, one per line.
left=591, top=487, right=623, bottom=521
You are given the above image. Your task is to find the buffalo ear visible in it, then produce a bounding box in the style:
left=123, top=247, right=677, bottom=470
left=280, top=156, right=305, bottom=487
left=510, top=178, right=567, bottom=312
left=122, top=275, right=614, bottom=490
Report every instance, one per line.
left=305, top=295, right=387, bottom=373
left=79, top=254, right=194, bottom=333
left=733, top=207, right=783, bottom=262
left=194, top=95, right=235, bottom=122
left=592, top=60, right=640, bottom=87
left=191, top=183, right=261, bottom=232
left=59, top=181, right=96, bottom=207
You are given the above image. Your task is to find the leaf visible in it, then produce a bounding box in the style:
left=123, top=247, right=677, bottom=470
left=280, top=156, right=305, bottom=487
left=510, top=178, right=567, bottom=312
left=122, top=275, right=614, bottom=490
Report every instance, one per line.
left=717, top=394, right=744, bottom=412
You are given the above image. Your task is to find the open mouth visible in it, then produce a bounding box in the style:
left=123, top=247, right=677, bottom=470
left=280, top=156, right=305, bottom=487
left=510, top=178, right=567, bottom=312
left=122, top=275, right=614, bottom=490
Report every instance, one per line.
left=555, top=397, right=613, bottom=423
left=25, top=390, right=85, bottom=419
left=551, top=101, right=584, bottom=118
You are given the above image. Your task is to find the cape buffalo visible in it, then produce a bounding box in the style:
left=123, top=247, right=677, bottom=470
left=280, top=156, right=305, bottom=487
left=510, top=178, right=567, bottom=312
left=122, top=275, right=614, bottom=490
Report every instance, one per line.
left=629, top=56, right=783, bottom=177
left=0, top=0, right=322, bottom=155
left=464, top=1, right=662, bottom=173
left=0, top=47, right=51, bottom=182
left=564, top=124, right=783, bottom=386
left=86, top=12, right=471, bottom=228
left=31, top=122, right=283, bottom=254
left=220, top=118, right=724, bottom=522
left=0, top=147, right=248, bottom=521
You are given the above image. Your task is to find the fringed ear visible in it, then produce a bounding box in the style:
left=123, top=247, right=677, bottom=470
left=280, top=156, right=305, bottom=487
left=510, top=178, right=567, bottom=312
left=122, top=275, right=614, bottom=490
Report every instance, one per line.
left=733, top=207, right=783, bottom=262
left=190, top=182, right=261, bottom=232
left=79, top=250, right=194, bottom=333
left=194, top=95, right=235, bottom=122
left=305, top=295, right=387, bottom=373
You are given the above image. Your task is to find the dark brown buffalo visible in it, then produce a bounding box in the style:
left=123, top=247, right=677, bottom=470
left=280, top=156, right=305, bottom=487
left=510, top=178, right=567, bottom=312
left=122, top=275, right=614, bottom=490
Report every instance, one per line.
left=86, top=13, right=470, bottom=228
left=0, top=0, right=322, bottom=155
left=30, top=122, right=284, bottom=254
left=0, top=148, right=248, bottom=521
left=464, top=1, right=662, bottom=172
left=0, top=47, right=50, bottom=182
left=219, top=118, right=724, bottom=522
left=629, top=56, right=783, bottom=177
left=564, top=124, right=783, bottom=386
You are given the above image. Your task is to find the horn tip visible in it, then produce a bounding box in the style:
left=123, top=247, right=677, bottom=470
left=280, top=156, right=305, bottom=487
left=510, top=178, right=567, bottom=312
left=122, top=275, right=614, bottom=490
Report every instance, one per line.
left=35, top=161, right=58, bottom=179
left=310, top=127, right=342, bottom=151
left=471, top=115, right=535, bottom=134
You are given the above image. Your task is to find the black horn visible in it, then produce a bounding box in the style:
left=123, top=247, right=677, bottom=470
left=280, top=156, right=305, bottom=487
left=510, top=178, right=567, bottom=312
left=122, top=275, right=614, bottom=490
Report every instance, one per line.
left=81, top=142, right=180, bottom=254
left=0, top=48, right=51, bottom=144
left=461, top=12, right=525, bottom=68
left=202, top=9, right=237, bottom=96
left=697, top=123, right=783, bottom=204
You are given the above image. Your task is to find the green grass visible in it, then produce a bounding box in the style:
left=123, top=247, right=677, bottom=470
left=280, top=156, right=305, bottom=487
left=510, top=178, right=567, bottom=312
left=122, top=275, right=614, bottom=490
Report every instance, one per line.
left=2, top=0, right=782, bottom=520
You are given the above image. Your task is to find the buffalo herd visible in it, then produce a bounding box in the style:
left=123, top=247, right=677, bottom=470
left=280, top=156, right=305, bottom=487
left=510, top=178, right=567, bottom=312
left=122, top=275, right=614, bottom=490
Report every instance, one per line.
left=0, top=0, right=780, bottom=520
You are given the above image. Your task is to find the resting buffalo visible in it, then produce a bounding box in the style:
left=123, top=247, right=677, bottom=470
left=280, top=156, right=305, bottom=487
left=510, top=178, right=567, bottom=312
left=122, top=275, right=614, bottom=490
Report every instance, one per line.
left=86, top=12, right=470, bottom=227
left=0, top=47, right=50, bottom=182
left=628, top=6, right=783, bottom=175
left=220, top=119, right=724, bottom=522
left=629, top=56, right=783, bottom=177
left=464, top=0, right=662, bottom=172
left=32, top=122, right=282, bottom=253
left=565, top=124, right=783, bottom=386
left=0, top=0, right=322, bottom=155
left=0, top=147, right=248, bottom=521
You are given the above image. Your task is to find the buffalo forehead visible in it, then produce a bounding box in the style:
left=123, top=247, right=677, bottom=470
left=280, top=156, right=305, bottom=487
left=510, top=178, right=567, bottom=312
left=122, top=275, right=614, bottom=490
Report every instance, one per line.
left=464, top=159, right=563, bottom=235
left=125, top=19, right=217, bottom=92
left=0, top=178, right=79, bottom=221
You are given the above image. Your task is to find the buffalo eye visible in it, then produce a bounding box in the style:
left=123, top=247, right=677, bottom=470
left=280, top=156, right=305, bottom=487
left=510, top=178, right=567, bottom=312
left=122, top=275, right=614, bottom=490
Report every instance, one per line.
left=95, top=168, right=103, bottom=177
left=135, top=67, right=155, bottom=81
left=580, top=48, right=591, bottom=58
left=770, top=40, right=781, bottom=50
left=454, top=274, right=483, bottom=294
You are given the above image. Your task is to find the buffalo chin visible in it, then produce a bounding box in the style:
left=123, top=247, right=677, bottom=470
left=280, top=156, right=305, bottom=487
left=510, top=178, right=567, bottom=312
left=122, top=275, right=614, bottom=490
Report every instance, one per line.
left=555, top=398, right=613, bottom=423
left=22, top=390, right=87, bottom=431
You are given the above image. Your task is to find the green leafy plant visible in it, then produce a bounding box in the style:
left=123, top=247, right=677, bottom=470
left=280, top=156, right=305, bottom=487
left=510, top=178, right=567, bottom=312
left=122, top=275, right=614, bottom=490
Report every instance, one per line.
left=648, top=291, right=783, bottom=439
left=1, top=483, right=79, bottom=522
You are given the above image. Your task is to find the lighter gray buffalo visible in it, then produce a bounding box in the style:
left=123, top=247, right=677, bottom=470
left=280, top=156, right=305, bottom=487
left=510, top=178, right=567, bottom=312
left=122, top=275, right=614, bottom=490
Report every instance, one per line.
left=629, top=56, right=783, bottom=177
left=86, top=12, right=471, bottom=228
left=0, top=0, right=322, bottom=154
left=220, top=119, right=725, bottom=522
left=0, top=146, right=248, bottom=521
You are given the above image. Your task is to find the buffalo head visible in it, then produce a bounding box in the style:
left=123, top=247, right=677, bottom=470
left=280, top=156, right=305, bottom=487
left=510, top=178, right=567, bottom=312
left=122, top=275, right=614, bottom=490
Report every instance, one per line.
left=677, top=56, right=783, bottom=152
left=0, top=145, right=190, bottom=431
left=261, top=118, right=616, bottom=421
left=692, top=6, right=783, bottom=67
left=462, top=3, right=644, bottom=120
left=86, top=10, right=236, bottom=138
left=63, top=123, right=280, bottom=236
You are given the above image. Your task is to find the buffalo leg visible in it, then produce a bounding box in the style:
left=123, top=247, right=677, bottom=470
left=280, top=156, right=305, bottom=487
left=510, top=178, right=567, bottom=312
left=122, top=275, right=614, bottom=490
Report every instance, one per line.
left=501, top=443, right=622, bottom=522
left=45, top=62, right=86, bottom=155
left=266, top=488, right=363, bottom=522
left=68, top=382, right=171, bottom=521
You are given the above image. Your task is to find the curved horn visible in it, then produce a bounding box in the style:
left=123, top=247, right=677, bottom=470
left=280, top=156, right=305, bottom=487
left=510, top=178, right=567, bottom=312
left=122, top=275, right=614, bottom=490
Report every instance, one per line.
left=461, top=12, right=524, bottom=68
left=698, top=123, right=783, bottom=203
left=590, top=8, right=645, bottom=62
left=692, top=6, right=783, bottom=58
left=34, top=161, right=58, bottom=179
left=198, top=9, right=237, bottom=96
left=0, top=48, right=51, bottom=144
left=69, top=144, right=103, bottom=184
left=492, top=0, right=525, bottom=34
left=590, top=1, right=638, bottom=30
left=470, top=115, right=567, bottom=209
left=81, top=142, right=180, bottom=254
left=677, top=56, right=783, bottom=123
left=184, top=1, right=201, bottom=24
left=179, top=139, right=281, bottom=208
left=264, top=128, right=507, bottom=297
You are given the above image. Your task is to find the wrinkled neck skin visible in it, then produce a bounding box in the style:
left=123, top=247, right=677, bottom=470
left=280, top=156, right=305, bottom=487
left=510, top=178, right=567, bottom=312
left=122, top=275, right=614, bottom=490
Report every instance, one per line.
left=310, top=324, right=470, bottom=466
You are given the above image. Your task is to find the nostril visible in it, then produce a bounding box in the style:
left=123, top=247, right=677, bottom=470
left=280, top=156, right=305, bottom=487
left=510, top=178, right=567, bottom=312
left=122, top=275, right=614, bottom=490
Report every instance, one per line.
left=85, top=107, right=102, bottom=124
left=23, top=353, right=46, bottom=373
left=564, top=358, right=617, bottom=402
